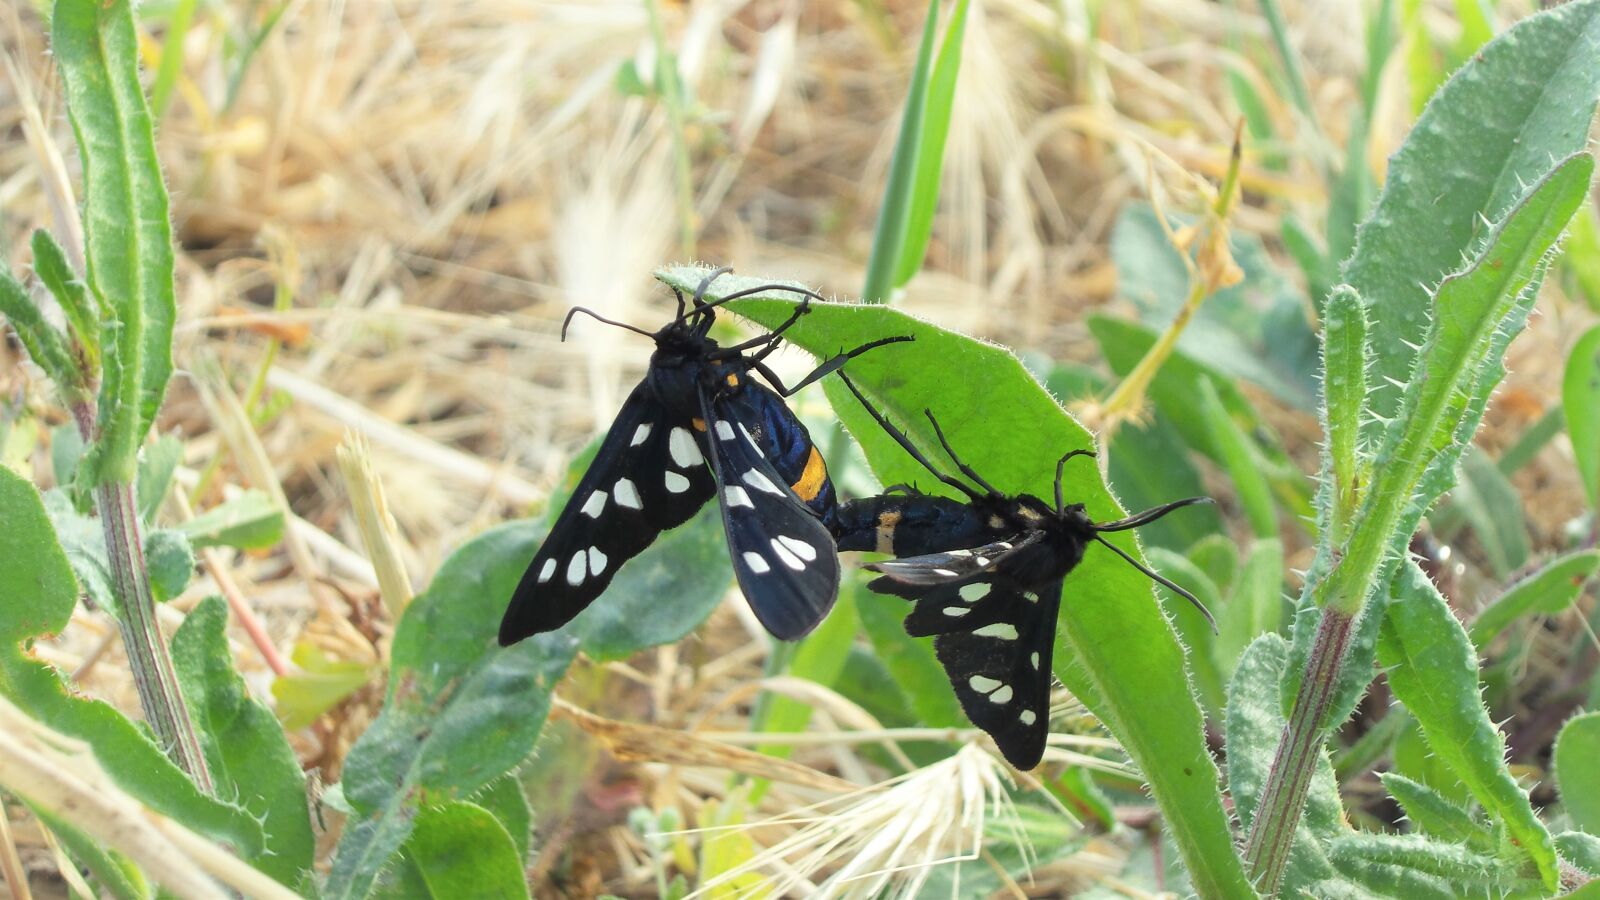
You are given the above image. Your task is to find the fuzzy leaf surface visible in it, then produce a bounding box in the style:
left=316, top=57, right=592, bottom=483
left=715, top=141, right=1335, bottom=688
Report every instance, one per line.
left=1469, top=549, right=1600, bottom=647
left=1379, top=561, right=1558, bottom=890
left=172, top=595, right=315, bottom=889
left=388, top=801, right=530, bottom=900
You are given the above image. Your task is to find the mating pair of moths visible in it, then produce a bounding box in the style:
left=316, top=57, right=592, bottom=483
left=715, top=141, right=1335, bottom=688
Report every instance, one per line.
left=498, top=269, right=1210, bottom=769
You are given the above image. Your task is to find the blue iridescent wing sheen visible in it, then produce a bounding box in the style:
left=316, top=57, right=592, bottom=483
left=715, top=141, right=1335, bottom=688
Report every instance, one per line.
left=833, top=490, right=1014, bottom=557
left=499, top=381, right=714, bottom=646
left=865, top=536, right=1061, bottom=769
left=702, top=386, right=840, bottom=640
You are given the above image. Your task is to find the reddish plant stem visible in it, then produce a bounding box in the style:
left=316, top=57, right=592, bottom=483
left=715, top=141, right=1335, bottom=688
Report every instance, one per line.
left=1241, top=606, right=1356, bottom=895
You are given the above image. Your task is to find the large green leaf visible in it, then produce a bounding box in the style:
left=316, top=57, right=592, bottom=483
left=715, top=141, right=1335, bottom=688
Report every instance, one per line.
left=1379, top=561, right=1558, bottom=890
left=327, top=522, right=578, bottom=899
left=657, top=267, right=1254, bottom=899
left=52, top=0, right=177, bottom=483
left=383, top=801, right=530, bottom=899
left=1342, top=0, right=1600, bottom=439
left=0, top=466, right=263, bottom=858
left=172, top=596, right=315, bottom=890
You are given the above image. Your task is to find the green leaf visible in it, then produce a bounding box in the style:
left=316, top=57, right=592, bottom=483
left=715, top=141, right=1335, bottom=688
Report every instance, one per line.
left=1469, top=550, right=1600, bottom=647
left=1327, top=833, right=1498, bottom=884
left=53, top=0, right=178, bottom=483
left=49, top=423, right=85, bottom=495
left=171, top=595, right=315, bottom=889
left=756, top=588, right=859, bottom=759
left=175, top=489, right=286, bottom=550
left=1378, top=772, right=1494, bottom=851
left=1558, top=830, right=1600, bottom=876
left=0, top=269, right=85, bottom=399
left=0, top=466, right=264, bottom=857
left=1196, top=379, right=1276, bottom=539
left=1185, top=533, right=1239, bottom=597
left=29, top=805, right=149, bottom=900
left=1562, top=203, right=1600, bottom=313
left=270, top=641, right=374, bottom=730
left=471, top=777, right=533, bottom=864
left=134, top=434, right=182, bottom=523
left=1555, top=711, right=1600, bottom=835
left=1215, top=538, right=1284, bottom=681
left=1322, top=153, right=1593, bottom=620
left=390, top=802, right=530, bottom=900
left=41, top=489, right=116, bottom=615
left=327, top=521, right=578, bottom=900
left=148, top=0, right=198, bottom=118
left=861, top=0, right=943, bottom=303
left=563, top=505, right=729, bottom=662
left=1318, top=286, right=1369, bottom=542
left=658, top=267, right=1254, bottom=899
left=30, top=228, right=99, bottom=365
left=143, top=527, right=193, bottom=601
left=1344, top=0, right=1600, bottom=438
left=892, top=0, right=970, bottom=290
left=1145, top=548, right=1225, bottom=718
left=1564, top=323, right=1600, bottom=510
left=1498, top=404, right=1564, bottom=476
left=1379, top=561, right=1559, bottom=890
left=1225, top=634, right=1343, bottom=891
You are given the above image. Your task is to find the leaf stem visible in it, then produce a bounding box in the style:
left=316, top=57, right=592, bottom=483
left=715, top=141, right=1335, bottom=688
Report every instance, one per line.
left=95, top=478, right=214, bottom=793
left=1241, top=605, right=1356, bottom=894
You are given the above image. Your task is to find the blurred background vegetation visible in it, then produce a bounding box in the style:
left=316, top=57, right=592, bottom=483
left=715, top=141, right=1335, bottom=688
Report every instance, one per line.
left=2, top=0, right=1597, bottom=896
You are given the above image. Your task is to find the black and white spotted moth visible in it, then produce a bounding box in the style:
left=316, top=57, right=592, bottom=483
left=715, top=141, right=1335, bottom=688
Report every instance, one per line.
left=498, top=269, right=910, bottom=646
left=832, top=372, right=1214, bottom=769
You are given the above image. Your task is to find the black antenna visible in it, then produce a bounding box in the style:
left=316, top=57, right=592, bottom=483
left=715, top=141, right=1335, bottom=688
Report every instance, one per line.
left=688, top=266, right=736, bottom=310
left=561, top=306, right=656, bottom=341
left=1093, top=497, right=1213, bottom=532
left=836, top=372, right=987, bottom=503
left=1093, top=534, right=1217, bottom=632
left=1053, top=449, right=1097, bottom=514
left=923, top=410, right=1005, bottom=499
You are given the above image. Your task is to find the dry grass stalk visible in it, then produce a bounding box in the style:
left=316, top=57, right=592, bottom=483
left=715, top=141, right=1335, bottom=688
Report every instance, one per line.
left=335, top=431, right=416, bottom=621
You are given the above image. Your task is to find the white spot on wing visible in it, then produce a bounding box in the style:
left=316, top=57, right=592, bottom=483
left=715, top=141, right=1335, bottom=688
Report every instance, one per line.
left=958, top=583, right=990, bottom=602
left=580, top=491, right=607, bottom=518
left=1019, top=710, right=1037, bottom=726
left=614, top=479, right=643, bottom=510
left=1030, top=652, right=1040, bottom=670
left=665, top=471, right=691, bottom=493
left=715, top=420, right=736, bottom=441
left=969, top=675, right=1003, bottom=694
left=588, top=546, right=607, bottom=576
left=742, top=469, right=784, bottom=495
left=743, top=552, right=771, bottom=574
left=776, top=535, right=817, bottom=561
left=943, top=606, right=970, bottom=617
left=947, top=549, right=972, bottom=557
left=974, top=623, right=1019, bottom=640
left=669, top=427, right=703, bottom=467
left=566, top=551, right=587, bottom=586
left=724, top=486, right=753, bottom=508
left=974, top=556, right=991, bottom=567
left=934, top=568, right=959, bottom=577
left=1022, top=591, right=1040, bottom=604
left=770, top=539, right=805, bottom=571
left=537, top=559, right=557, bottom=583
left=995, top=542, right=1013, bottom=550
left=989, top=685, right=1014, bottom=705
left=630, top=423, right=652, bottom=446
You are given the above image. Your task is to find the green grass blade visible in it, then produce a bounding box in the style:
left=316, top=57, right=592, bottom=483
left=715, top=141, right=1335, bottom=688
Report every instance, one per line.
left=657, top=266, right=1256, bottom=899
left=892, top=0, right=970, bottom=290
left=1379, top=561, right=1560, bottom=890
left=1215, top=538, right=1284, bottom=681
left=1196, top=378, right=1276, bottom=539
left=1564, top=323, right=1600, bottom=510
left=861, top=0, right=941, bottom=303
left=149, top=0, right=199, bottom=119
left=52, top=0, right=177, bottom=483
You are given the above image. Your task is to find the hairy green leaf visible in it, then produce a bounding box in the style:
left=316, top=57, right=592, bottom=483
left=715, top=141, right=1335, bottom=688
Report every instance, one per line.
left=327, top=522, right=577, bottom=899
left=1469, top=550, right=1600, bottom=647
left=134, top=434, right=182, bottom=524
left=30, top=228, right=100, bottom=365
left=388, top=802, right=530, bottom=900
left=1380, top=561, right=1558, bottom=890
left=1555, top=712, right=1600, bottom=835
left=1327, top=833, right=1498, bottom=884
left=1558, top=831, right=1600, bottom=876
left=1318, top=286, right=1369, bottom=541
left=0, top=269, right=84, bottom=399
left=53, top=0, right=178, bottom=483
left=143, top=527, right=194, bottom=601
left=657, top=267, right=1253, bottom=898
left=1379, top=772, right=1494, bottom=851
left=0, top=466, right=263, bottom=856
left=472, top=777, right=533, bottom=864
left=1344, top=0, right=1600, bottom=437
left=172, top=596, right=315, bottom=889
